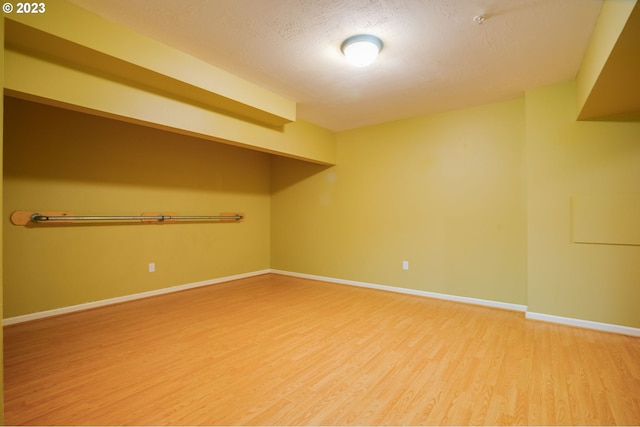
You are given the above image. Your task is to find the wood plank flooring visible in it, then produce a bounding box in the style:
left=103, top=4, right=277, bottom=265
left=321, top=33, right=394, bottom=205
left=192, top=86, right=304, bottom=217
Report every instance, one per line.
left=4, top=273, right=640, bottom=425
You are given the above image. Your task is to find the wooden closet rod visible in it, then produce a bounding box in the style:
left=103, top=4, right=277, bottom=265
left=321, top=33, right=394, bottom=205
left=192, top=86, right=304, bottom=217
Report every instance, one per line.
left=10, top=211, right=244, bottom=226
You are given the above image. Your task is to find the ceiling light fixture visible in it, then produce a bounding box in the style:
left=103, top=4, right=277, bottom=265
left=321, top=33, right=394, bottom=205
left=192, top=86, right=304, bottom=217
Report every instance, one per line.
left=341, top=34, right=383, bottom=67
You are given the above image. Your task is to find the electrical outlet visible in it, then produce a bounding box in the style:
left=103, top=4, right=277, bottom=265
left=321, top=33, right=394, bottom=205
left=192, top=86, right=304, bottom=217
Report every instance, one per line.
left=402, top=260, right=409, bottom=270
left=149, top=262, right=155, bottom=273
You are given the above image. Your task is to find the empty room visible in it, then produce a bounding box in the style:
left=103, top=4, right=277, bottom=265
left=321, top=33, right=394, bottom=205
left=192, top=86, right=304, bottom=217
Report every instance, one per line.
left=2, top=0, right=640, bottom=425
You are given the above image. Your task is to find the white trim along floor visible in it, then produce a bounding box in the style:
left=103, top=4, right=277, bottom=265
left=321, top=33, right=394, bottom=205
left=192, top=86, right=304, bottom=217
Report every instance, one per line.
left=4, top=269, right=640, bottom=338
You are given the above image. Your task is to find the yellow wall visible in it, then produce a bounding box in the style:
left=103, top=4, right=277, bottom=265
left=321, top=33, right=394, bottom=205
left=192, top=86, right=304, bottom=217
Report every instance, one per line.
left=2, top=2, right=639, bottom=423
left=1, top=12, right=5, bottom=426
left=3, top=97, right=271, bottom=318
left=5, top=2, right=296, bottom=126
left=577, top=0, right=640, bottom=120
left=272, top=81, right=640, bottom=329
left=3, top=0, right=639, bottom=332
left=526, top=80, right=640, bottom=327
left=272, top=98, right=528, bottom=305
left=4, top=46, right=336, bottom=166
left=4, top=2, right=336, bottom=166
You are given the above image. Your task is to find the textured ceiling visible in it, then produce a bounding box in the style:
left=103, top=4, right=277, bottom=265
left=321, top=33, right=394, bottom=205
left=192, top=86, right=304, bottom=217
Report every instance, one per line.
left=69, top=0, right=603, bottom=131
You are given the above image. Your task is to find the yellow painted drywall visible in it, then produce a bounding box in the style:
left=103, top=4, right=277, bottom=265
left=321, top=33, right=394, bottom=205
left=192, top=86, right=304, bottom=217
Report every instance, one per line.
left=272, top=98, right=527, bottom=305
left=572, top=194, right=640, bottom=245
left=577, top=0, right=640, bottom=120
left=577, top=0, right=633, bottom=111
left=1, top=13, right=5, bottom=425
left=3, top=1, right=337, bottom=165
left=4, top=47, right=335, bottom=166
left=5, top=1, right=295, bottom=126
left=3, top=97, right=272, bottom=318
left=526, top=80, right=640, bottom=327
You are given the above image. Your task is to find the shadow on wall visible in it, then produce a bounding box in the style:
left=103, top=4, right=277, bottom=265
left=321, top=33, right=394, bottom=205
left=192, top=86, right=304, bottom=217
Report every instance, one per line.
left=270, top=155, right=333, bottom=195
left=3, top=96, right=270, bottom=195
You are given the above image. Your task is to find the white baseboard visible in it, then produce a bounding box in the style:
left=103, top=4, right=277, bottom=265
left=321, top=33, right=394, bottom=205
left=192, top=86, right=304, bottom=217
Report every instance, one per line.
left=525, top=311, right=640, bottom=337
left=3, top=269, right=271, bottom=326
left=6, top=269, right=639, bottom=338
left=273, top=270, right=640, bottom=337
left=271, top=269, right=527, bottom=312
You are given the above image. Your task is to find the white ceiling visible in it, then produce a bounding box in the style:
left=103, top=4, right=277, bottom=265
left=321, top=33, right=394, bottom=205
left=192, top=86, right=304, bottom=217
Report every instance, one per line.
left=68, top=0, right=604, bottom=132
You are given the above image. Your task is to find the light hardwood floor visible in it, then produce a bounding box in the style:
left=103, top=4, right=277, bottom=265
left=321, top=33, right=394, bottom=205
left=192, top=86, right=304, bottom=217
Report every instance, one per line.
left=4, top=273, right=640, bottom=425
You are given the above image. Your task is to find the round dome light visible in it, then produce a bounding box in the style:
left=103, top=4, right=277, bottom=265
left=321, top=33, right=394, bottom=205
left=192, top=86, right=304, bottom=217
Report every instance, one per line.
left=341, top=34, right=383, bottom=67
